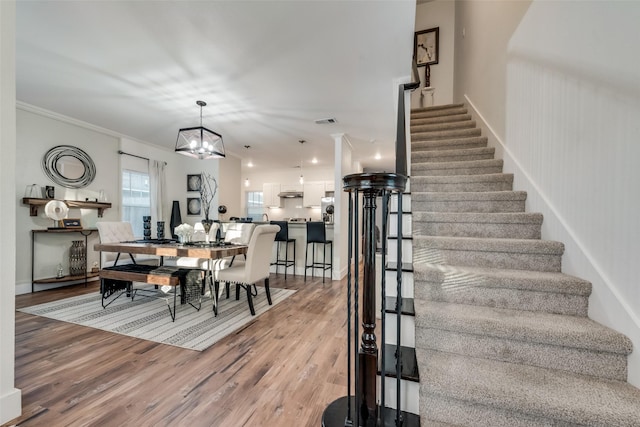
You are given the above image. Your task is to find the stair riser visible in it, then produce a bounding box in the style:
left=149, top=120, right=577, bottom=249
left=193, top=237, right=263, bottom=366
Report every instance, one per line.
left=411, top=113, right=471, bottom=126
left=411, top=106, right=467, bottom=119
left=411, top=165, right=504, bottom=177
left=411, top=120, right=476, bottom=133
left=411, top=179, right=513, bottom=193
left=384, top=313, right=415, bottom=347
left=412, top=151, right=495, bottom=163
left=390, top=193, right=412, bottom=212
left=379, top=376, right=420, bottom=415
left=384, top=270, right=414, bottom=298
left=412, top=221, right=541, bottom=239
left=389, top=213, right=412, bottom=236
left=413, top=128, right=481, bottom=141
left=412, top=139, right=488, bottom=152
left=388, top=239, right=413, bottom=264
left=415, top=279, right=588, bottom=316
left=412, top=245, right=562, bottom=272
left=415, top=327, right=628, bottom=381
left=420, top=393, right=574, bottom=427
left=412, top=199, right=526, bottom=213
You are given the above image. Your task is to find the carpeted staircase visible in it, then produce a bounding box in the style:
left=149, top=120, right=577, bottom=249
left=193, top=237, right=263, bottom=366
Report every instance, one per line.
left=410, top=104, right=640, bottom=426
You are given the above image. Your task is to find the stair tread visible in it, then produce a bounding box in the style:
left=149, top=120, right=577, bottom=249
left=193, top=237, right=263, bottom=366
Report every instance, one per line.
left=414, top=300, right=632, bottom=354
left=412, top=103, right=465, bottom=114
left=412, top=191, right=527, bottom=202
left=412, top=135, right=488, bottom=150
left=413, top=264, right=591, bottom=296
left=380, top=344, right=419, bottom=381
left=412, top=173, right=513, bottom=184
left=414, top=235, right=564, bottom=254
left=385, top=261, right=413, bottom=271
left=384, top=296, right=415, bottom=315
left=412, top=159, right=503, bottom=170
left=416, top=349, right=640, bottom=425
left=413, top=212, right=543, bottom=224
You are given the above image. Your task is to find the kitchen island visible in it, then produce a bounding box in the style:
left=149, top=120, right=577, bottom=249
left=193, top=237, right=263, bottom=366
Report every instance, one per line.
left=220, top=221, right=334, bottom=278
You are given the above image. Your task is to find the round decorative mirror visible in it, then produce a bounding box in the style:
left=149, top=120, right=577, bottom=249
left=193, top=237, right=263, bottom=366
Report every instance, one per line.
left=42, top=145, right=96, bottom=189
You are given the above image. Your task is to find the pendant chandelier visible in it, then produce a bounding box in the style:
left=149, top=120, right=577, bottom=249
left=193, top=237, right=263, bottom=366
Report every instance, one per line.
left=175, top=100, right=225, bottom=160
left=298, top=140, right=305, bottom=184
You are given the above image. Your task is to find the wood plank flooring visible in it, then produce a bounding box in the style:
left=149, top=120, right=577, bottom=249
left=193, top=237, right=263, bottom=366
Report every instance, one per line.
left=5, top=273, right=350, bottom=426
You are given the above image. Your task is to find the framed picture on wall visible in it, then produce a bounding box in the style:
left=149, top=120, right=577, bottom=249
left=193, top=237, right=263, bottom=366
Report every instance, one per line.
left=414, top=27, right=439, bottom=66
left=187, top=198, right=201, bottom=216
left=187, top=174, right=202, bottom=192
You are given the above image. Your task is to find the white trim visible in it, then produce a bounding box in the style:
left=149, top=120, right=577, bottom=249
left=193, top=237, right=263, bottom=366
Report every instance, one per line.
left=464, top=93, right=640, bottom=331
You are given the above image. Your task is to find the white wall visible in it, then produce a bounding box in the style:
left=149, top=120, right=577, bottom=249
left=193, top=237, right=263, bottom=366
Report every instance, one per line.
left=506, top=0, right=640, bottom=387
left=15, top=108, right=118, bottom=293
left=412, top=0, right=455, bottom=108
left=0, top=0, right=21, bottom=422
left=15, top=107, right=225, bottom=295
left=218, top=153, right=242, bottom=220
left=455, top=0, right=640, bottom=386
left=454, top=0, right=530, bottom=141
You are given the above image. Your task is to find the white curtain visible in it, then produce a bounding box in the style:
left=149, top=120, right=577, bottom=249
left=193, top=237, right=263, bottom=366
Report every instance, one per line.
left=150, top=160, right=167, bottom=230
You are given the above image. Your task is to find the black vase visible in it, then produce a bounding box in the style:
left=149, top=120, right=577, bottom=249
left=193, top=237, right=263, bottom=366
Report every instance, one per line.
left=169, top=201, right=182, bottom=239
left=142, top=216, right=151, bottom=239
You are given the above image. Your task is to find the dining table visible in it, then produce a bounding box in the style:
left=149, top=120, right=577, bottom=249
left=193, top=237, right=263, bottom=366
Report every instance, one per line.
left=94, top=240, right=248, bottom=317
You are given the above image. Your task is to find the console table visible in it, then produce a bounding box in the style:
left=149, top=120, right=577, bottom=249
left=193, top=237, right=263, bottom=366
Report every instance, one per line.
left=31, top=228, right=99, bottom=292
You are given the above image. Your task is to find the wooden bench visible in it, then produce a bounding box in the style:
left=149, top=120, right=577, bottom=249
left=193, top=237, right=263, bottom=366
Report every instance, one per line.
left=99, top=264, right=203, bottom=321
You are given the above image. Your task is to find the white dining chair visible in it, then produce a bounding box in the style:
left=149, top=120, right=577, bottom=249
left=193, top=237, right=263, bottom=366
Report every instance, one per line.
left=212, top=224, right=279, bottom=316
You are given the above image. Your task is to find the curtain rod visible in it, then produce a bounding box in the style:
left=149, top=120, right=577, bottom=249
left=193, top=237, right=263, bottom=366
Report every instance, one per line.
left=118, top=150, right=167, bottom=165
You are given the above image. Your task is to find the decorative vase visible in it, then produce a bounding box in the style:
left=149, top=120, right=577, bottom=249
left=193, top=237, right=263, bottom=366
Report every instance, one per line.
left=157, top=221, right=165, bottom=239
left=143, top=216, right=151, bottom=239
left=69, top=240, right=86, bottom=276
left=202, top=219, right=213, bottom=243
left=169, top=201, right=182, bottom=239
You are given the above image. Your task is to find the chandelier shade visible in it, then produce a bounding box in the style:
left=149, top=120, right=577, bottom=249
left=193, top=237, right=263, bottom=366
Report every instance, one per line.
left=175, top=101, right=225, bottom=160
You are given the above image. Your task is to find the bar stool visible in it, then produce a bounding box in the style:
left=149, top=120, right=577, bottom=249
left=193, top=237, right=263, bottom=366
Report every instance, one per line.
left=304, top=221, right=333, bottom=283
left=270, top=221, right=295, bottom=279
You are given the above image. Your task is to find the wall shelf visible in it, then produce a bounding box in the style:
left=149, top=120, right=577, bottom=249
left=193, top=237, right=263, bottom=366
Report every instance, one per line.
left=22, top=197, right=112, bottom=217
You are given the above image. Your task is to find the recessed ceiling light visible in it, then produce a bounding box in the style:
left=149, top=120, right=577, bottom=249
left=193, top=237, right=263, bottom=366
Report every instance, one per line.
left=375, top=153, right=381, bottom=160
left=312, top=157, right=318, bottom=164
left=248, top=161, right=254, bottom=167
left=314, top=118, right=338, bottom=124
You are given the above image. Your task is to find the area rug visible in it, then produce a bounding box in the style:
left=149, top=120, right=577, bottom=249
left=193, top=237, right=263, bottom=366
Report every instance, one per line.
left=18, top=286, right=295, bottom=351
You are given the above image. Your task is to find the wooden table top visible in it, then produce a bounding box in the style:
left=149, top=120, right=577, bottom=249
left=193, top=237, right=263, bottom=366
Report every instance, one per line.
left=94, top=241, right=247, bottom=259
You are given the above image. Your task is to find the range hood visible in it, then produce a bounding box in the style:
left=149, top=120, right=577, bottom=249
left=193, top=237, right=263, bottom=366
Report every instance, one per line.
left=278, top=191, right=303, bottom=198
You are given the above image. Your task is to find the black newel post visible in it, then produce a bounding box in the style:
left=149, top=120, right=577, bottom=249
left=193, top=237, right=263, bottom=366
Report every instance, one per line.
left=322, top=173, right=406, bottom=427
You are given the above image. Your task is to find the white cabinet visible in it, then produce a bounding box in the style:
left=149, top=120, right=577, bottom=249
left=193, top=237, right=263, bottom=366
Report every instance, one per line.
left=303, top=181, right=325, bottom=207
left=280, top=183, right=303, bottom=192
left=263, top=183, right=281, bottom=208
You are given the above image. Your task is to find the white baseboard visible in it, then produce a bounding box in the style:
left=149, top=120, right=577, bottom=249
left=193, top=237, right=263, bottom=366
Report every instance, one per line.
left=0, top=388, right=21, bottom=425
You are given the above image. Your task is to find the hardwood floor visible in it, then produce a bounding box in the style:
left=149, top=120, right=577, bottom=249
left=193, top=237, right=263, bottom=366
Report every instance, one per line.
left=6, top=273, right=349, bottom=426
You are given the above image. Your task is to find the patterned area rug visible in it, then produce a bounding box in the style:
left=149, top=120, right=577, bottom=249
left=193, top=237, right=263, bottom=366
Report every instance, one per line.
left=18, top=286, right=295, bottom=351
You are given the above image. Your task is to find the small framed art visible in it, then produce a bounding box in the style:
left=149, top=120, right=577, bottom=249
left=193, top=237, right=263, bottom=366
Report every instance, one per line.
left=187, top=198, right=201, bottom=215
left=187, top=174, right=202, bottom=192
left=414, top=27, right=439, bottom=66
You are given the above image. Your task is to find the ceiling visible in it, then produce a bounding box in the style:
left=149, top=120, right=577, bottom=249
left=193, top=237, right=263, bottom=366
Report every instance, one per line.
left=16, top=1, right=416, bottom=173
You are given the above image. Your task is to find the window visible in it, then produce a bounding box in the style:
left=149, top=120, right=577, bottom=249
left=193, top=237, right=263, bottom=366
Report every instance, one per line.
left=246, top=191, right=263, bottom=221
left=122, top=169, right=150, bottom=237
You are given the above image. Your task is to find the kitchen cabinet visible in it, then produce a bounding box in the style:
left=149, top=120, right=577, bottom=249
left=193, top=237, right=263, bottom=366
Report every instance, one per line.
left=263, top=183, right=282, bottom=208
left=303, top=181, right=325, bottom=207
left=280, top=183, right=303, bottom=192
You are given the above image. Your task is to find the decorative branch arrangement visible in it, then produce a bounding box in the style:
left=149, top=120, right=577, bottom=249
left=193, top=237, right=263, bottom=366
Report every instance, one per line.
left=199, top=172, right=218, bottom=220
